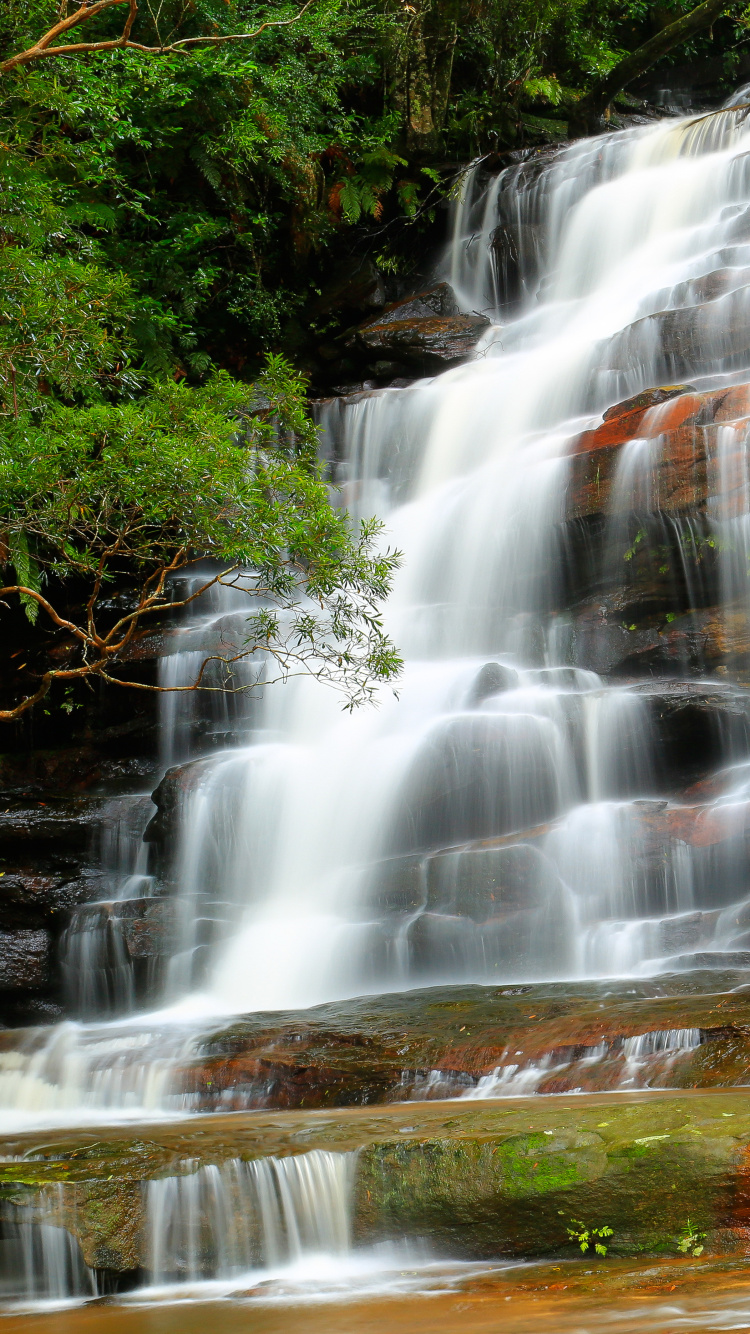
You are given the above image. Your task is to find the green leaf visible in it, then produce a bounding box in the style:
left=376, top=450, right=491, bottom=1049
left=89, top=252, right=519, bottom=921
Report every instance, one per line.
left=8, top=530, right=41, bottom=625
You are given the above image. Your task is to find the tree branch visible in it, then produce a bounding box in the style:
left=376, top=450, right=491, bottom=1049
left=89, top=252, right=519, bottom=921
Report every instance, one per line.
left=569, top=0, right=738, bottom=137
left=0, top=0, right=316, bottom=75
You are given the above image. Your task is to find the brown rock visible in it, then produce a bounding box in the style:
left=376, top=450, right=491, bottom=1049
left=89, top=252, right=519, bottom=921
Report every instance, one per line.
left=353, top=313, right=491, bottom=368
left=566, top=383, right=750, bottom=522
left=0, top=929, right=51, bottom=990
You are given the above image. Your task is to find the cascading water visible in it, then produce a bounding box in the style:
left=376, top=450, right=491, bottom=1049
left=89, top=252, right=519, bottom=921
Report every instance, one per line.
left=174, top=100, right=750, bottom=1014
left=9, top=99, right=750, bottom=1126
left=147, top=1150, right=355, bottom=1285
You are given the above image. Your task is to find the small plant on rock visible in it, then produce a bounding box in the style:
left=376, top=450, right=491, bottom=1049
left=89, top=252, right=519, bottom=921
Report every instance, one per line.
left=566, top=1218, right=613, bottom=1257
left=677, top=1220, right=706, bottom=1257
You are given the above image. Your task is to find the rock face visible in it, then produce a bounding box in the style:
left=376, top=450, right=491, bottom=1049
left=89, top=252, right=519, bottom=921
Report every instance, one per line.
left=0, top=931, right=50, bottom=990
left=565, top=383, right=750, bottom=524
left=60, top=897, right=179, bottom=1018
left=0, top=792, right=110, bottom=1024
left=127, top=975, right=750, bottom=1112
left=549, top=380, right=750, bottom=677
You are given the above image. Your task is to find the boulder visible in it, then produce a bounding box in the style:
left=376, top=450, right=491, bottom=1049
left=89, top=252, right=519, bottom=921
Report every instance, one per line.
left=348, top=283, right=490, bottom=370
left=144, top=757, right=215, bottom=850
left=364, top=281, right=460, bottom=325
left=351, top=312, right=491, bottom=369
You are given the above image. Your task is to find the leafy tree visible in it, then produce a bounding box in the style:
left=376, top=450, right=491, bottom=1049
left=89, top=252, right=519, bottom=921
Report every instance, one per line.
left=0, top=358, right=402, bottom=719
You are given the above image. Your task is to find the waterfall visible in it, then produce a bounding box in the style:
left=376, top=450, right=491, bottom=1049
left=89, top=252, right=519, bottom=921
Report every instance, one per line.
left=0, top=1186, right=96, bottom=1305
left=7, top=99, right=750, bottom=1122
left=147, top=1150, right=355, bottom=1285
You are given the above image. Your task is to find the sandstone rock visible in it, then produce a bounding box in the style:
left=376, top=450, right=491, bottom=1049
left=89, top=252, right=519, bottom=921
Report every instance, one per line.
left=604, top=287, right=750, bottom=378
left=466, top=661, right=520, bottom=705
left=66, top=898, right=178, bottom=963
left=0, top=929, right=50, bottom=990
left=109, top=974, right=750, bottom=1112
left=601, top=384, right=696, bottom=420
left=0, top=869, right=106, bottom=929
left=144, top=757, right=215, bottom=849
left=366, top=282, right=460, bottom=325
left=0, top=797, right=102, bottom=854
left=563, top=601, right=750, bottom=678
left=389, top=713, right=561, bottom=853
left=565, top=383, right=750, bottom=523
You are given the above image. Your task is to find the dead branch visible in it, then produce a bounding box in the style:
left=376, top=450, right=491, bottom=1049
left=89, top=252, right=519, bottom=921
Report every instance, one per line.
left=0, top=0, right=316, bottom=75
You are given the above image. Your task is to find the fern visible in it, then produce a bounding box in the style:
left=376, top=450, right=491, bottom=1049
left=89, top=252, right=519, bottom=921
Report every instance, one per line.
left=8, top=530, right=41, bottom=625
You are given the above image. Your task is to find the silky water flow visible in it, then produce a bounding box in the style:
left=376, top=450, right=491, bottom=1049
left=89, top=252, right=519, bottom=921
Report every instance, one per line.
left=9, top=96, right=750, bottom=1302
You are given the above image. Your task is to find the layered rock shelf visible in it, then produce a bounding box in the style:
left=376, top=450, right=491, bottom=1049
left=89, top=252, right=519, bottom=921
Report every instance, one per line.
left=7, top=1090, right=750, bottom=1276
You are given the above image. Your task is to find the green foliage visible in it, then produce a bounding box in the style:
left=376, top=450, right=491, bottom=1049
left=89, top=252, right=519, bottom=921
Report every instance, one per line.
left=8, top=531, right=41, bottom=626
left=0, top=1, right=418, bottom=388
left=0, top=358, right=402, bottom=713
left=623, top=529, right=646, bottom=561
left=566, top=1218, right=614, bottom=1256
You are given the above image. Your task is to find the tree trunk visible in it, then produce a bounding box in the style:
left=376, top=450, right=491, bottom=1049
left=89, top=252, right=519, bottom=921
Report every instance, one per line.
left=388, top=0, right=461, bottom=152
left=569, top=0, right=734, bottom=138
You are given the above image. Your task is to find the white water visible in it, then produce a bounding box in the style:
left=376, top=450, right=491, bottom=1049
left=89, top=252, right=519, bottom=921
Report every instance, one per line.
left=172, top=101, right=750, bottom=1015
left=147, top=1150, right=354, bottom=1284
left=7, top=101, right=750, bottom=1126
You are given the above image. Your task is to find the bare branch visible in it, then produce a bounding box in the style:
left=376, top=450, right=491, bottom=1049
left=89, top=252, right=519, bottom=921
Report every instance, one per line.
left=0, top=0, right=316, bottom=75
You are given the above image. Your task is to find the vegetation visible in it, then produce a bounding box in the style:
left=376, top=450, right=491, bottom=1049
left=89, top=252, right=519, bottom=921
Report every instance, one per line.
left=0, top=358, right=401, bottom=718
left=566, top=1218, right=614, bottom=1256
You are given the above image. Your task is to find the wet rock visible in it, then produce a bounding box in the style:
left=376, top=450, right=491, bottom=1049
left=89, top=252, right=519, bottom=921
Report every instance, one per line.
left=365, top=282, right=460, bottom=325
left=424, top=842, right=555, bottom=919
left=668, top=950, right=750, bottom=970
left=389, top=713, right=561, bottom=853
left=11, top=1091, right=750, bottom=1264
left=60, top=898, right=179, bottom=1016
left=0, top=869, right=106, bottom=929
left=0, top=796, right=102, bottom=854
left=636, top=682, right=750, bottom=786
left=66, top=898, right=178, bottom=963
left=605, top=288, right=750, bottom=378
left=0, top=929, right=50, bottom=990
left=466, top=661, right=520, bottom=705
left=565, top=601, right=750, bottom=678
left=113, top=975, right=750, bottom=1112
left=143, top=757, right=214, bottom=850
left=601, top=384, right=696, bottom=420
left=352, top=313, right=491, bottom=369
left=565, top=382, right=750, bottom=523
left=348, top=286, right=490, bottom=370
